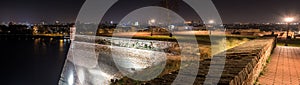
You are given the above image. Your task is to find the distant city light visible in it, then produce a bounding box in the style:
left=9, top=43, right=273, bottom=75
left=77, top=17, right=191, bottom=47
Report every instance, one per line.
left=208, top=20, right=215, bottom=24
left=150, top=19, right=156, bottom=23
left=184, top=21, right=192, bottom=24
left=148, top=19, right=156, bottom=26
left=185, top=26, right=189, bottom=29
left=134, top=22, right=139, bottom=26
left=168, top=25, right=175, bottom=30
left=55, top=21, right=60, bottom=24
left=284, top=17, right=295, bottom=22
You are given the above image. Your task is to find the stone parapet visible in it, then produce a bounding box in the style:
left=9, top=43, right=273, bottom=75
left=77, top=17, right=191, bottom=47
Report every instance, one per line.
left=146, top=37, right=276, bottom=85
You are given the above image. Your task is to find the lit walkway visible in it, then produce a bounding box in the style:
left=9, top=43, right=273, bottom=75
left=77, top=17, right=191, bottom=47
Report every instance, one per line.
left=258, top=46, right=300, bottom=85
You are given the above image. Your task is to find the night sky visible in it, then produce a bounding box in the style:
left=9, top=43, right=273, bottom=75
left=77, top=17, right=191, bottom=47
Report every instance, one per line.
left=1, top=0, right=300, bottom=24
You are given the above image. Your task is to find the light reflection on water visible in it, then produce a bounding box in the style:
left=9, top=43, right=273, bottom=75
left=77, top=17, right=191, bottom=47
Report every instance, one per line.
left=59, top=39, right=65, bottom=52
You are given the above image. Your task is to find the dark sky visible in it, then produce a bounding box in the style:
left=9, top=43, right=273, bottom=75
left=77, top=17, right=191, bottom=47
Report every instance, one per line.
left=1, top=0, right=300, bottom=24
left=0, top=0, right=84, bottom=23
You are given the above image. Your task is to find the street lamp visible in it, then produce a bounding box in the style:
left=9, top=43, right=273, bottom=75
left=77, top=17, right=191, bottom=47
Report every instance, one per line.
left=168, top=25, right=175, bottom=37
left=284, top=17, right=295, bottom=23
left=284, top=17, right=295, bottom=46
left=150, top=19, right=156, bottom=24
left=149, top=19, right=156, bottom=36
left=208, top=20, right=215, bottom=24
left=208, top=20, right=215, bottom=35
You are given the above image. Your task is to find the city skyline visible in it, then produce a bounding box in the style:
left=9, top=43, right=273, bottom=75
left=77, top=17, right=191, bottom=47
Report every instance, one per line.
left=1, top=0, right=300, bottom=24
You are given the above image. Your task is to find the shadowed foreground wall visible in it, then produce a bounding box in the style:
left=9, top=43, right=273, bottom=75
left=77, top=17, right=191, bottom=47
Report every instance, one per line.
left=146, top=37, right=276, bottom=85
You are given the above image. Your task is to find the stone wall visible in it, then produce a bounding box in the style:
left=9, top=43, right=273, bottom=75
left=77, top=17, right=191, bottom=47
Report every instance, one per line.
left=60, top=35, right=274, bottom=85
left=225, top=37, right=276, bottom=85
left=144, top=37, right=276, bottom=85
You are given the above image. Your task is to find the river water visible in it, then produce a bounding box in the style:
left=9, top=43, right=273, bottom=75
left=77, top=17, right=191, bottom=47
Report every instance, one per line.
left=0, top=38, right=70, bottom=85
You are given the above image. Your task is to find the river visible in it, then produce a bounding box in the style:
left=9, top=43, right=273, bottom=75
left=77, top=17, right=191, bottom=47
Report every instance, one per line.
left=0, top=38, right=70, bottom=85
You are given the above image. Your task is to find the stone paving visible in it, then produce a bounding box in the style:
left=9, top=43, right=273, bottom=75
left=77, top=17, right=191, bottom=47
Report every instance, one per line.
left=258, top=46, right=300, bottom=85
